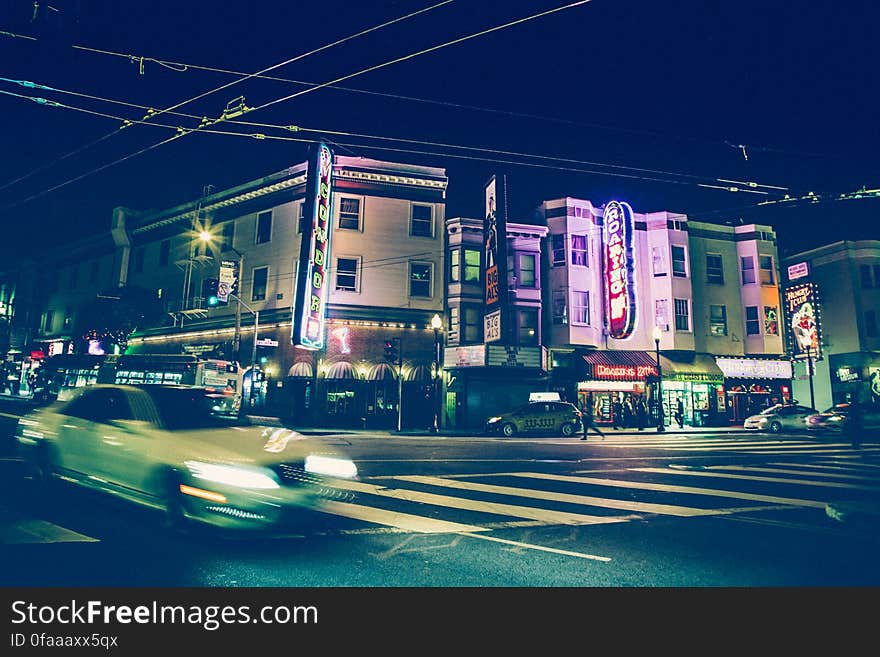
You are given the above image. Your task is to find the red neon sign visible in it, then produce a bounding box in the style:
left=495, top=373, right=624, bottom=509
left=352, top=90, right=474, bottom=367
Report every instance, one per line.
left=603, top=201, right=637, bottom=340
left=594, top=363, right=657, bottom=380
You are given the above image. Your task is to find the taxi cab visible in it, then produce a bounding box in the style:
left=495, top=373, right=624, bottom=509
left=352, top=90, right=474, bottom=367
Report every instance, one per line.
left=484, top=401, right=583, bottom=437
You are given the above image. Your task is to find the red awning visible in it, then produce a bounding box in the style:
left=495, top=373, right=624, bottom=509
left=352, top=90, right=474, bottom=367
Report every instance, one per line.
left=582, top=351, right=658, bottom=381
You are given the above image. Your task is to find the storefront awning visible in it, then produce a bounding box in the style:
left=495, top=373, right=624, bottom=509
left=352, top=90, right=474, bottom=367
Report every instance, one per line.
left=366, top=363, right=397, bottom=381
left=324, top=361, right=361, bottom=380
left=582, top=351, right=659, bottom=381
left=659, top=353, right=725, bottom=383
left=405, top=364, right=433, bottom=382
left=287, top=361, right=313, bottom=378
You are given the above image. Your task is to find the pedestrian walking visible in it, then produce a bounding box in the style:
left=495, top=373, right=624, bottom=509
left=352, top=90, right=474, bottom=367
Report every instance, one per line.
left=845, top=400, right=864, bottom=450
left=581, top=400, right=605, bottom=441
left=674, top=398, right=685, bottom=429
left=612, top=399, right=623, bottom=430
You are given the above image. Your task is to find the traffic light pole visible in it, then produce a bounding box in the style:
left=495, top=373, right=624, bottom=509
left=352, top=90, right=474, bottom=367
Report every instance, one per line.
left=396, top=337, right=403, bottom=433
left=229, top=292, right=259, bottom=412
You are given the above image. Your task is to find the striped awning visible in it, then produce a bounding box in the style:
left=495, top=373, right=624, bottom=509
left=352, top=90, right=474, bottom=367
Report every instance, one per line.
left=324, top=361, right=361, bottom=380
left=287, top=361, right=313, bottom=378
left=366, top=362, right=397, bottom=381
left=405, top=364, right=433, bottom=382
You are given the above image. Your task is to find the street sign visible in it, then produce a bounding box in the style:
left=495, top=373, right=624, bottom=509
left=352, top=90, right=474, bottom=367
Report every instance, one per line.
left=217, top=280, right=230, bottom=303
left=484, top=309, right=501, bottom=343
left=255, top=338, right=279, bottom=347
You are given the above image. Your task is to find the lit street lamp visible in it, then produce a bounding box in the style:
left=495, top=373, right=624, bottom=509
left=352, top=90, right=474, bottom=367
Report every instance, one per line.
left=431, top=313, right=443, bottom=433
left=653, top=325, right=665, bottom=433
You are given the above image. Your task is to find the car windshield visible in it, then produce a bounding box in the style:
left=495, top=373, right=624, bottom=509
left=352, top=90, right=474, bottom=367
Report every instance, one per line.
left=822, top=404, right=849, bottom=415
left=759, top=404, right=785, bottom=415
left=144, top=387, right=249, bottom=430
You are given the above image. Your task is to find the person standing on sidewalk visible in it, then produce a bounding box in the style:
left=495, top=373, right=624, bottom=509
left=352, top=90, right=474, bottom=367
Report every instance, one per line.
left=675, top=398, right=685, bottom=429
left=635, top=398, right=647, bottom=431
left=845, top=400, right=864, bottom=450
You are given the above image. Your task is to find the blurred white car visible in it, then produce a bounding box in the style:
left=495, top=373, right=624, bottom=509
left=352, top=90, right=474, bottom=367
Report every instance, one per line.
left=806, top=402, right=880, bottom=433
left=16, top=384, right=358, bottom=530
left=743, top=403, right=817, bottom=433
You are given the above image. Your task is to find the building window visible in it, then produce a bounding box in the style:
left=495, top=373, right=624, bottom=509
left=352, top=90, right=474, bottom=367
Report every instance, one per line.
left=759, top=255, right=775, bottom=285
left=463, top=306, right=481, bottom=343
left=866, top=310, right=878, bottom=337
left=674, top=298, right=690, bottom=331
left=652, top=246, right=667, bottom=277
left=706, top=253, right=724, bottom=284
left=552, top=291, right=567, bottom=325
left=571, top=234, right=588, bottom=267
left=655, top=299, right=669, bottom=331
left=448, top=307, right=460, bottom=344
left=339, top=197, right=361, bottom=230
left=709, top=305, right=727, bottom=336
left=518, top=308, right=539, bottom=345
left=251, top=266, right=268, bottom=302
left=764, top=306, right=779, bottom=335
left=450, top=249, right=460, bottom=283
left=44, top=310, right=54, bottom=333
left=90, top=259, right=99, bottom=282
left=745, top=306, right=761, bottom=335
left=409, top=262, right=432, bottom=298
left=335, top=257, right=359, bottom=292
left=410, top=204, right=433, bottom=237
left=672, top=245, right=687, bottom=277
left=860, top=264, right=873, bottom=288
left=741, top=256, right=756, bottom=284
left=519, top=253, right=536, bottom=287
left=464, top=249, right=480, bottom=283
left=571, top=291, right=590, bottom=325
left=159, top=240, right=170, bottom=267
left=63, top=308, right=72, bottom=329
left=222, top=222, right=235, bottom=249
left=256, top=211, right=272, bottom=244
left=552, top=234, right=565, bottom=266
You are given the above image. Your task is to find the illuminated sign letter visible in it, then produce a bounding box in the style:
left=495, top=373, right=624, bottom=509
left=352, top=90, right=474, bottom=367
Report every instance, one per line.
left=602, top=201, right=637, bottom=339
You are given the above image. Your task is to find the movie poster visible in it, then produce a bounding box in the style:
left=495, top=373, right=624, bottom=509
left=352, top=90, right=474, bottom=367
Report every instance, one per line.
left=783, top=283, right=821, bottom=359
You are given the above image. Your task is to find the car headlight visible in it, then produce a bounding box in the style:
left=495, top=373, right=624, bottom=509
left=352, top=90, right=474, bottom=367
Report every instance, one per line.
left=487, top=416, right=502, bottom=423
left=828, top=415, right=844, bottom=422
left=304, top=455, right=358, bottom=479
left=184, top=461, right=280, bottom=489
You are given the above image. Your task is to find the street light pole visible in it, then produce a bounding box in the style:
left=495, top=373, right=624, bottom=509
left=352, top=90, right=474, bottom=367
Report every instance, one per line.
left=806, top=345, right=816, bottom=410
left=431, top=314, right=442, bottom=433
left=653, top=325, right=665, bottom=433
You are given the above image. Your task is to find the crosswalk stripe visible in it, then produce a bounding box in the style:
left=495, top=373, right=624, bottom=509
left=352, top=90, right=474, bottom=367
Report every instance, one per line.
left=709, top=465, right=880, bottom=482
left=327, top=478, right=635, bottom=526
left=1, top=519, right=98, bottom=544
left=315, top=499, right=487, bottom=534
left=631, top=467, right=880, bottom=491
left=814, top=459, right=880, bottom=469
left=390, top=475, right=761, bottom=517
left=657, top=443, right=857, bottom=451
left=537, top=471, right=828, bottom=508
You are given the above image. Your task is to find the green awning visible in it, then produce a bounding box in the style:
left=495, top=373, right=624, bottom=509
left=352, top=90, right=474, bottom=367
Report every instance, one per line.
left=659, top=353, right=725, bottom=383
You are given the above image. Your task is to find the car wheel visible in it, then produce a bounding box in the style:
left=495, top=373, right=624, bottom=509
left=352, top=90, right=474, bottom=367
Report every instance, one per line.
left=501, top=422, right=516, bottom=437
left=561, top=422, right=576, bottom=437
left=161, top=473, right=189, bottom=533
left=769, top=421, right=782, bottom=434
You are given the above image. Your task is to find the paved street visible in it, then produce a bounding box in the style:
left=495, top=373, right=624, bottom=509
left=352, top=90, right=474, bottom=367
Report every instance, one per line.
left=2, top=399, right=878, bottom=587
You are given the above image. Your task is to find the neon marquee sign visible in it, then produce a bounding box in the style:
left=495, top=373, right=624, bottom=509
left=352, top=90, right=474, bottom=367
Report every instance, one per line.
left=594, top=363, right=657, bottom=380
left=603, top=200, right=637, bottom=340
left=293, top=143, right=334, bottom=350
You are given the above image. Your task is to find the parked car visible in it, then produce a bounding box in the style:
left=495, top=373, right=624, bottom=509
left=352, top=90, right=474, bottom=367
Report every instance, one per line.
left=16, top=384, right=359, bottom=531
left=805, top=402, right=880, bottom=433
left=485, top=401, right=583, bottom=437
left=743, top=403, right=817, bottom=433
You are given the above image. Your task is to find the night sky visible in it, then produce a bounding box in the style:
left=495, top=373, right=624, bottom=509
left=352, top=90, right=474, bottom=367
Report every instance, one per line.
left=1, top=0, right=878, bottom=263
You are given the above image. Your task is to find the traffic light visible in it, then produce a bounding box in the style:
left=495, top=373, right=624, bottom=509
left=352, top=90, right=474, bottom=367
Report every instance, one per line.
left=384, top=339, right=398, bottom=362
left=202, top=278, right=227, bottom=306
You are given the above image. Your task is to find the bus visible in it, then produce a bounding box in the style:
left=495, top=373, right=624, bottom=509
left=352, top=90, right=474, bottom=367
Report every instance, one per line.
left=38, top=353, right=243, bottom=414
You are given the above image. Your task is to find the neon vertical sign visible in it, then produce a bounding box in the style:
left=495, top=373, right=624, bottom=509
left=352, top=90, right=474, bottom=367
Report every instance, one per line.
left=292, top=143, right=334, bottom=350
left=603, top=200, right=637, bottom=340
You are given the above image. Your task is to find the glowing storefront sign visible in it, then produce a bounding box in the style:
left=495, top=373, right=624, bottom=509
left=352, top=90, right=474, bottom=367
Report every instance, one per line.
left=594, top=363, right=657, bottom=380
left=783, top=282, right=822, bottom=360
left=602, top=201, right=637, bottom=339
left=715, top=357, right=792, bottom=379
left=292, top=143, right=334, bottom=350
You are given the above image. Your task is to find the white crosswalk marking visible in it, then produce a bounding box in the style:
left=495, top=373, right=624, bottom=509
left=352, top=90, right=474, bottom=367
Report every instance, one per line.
left=1, top=519, right=98, bottom=544
left=709, top=465, right=880, bottom=482
left=631, top=467, right=880, bottom=491
left=316, top=499, right=487, bottom=534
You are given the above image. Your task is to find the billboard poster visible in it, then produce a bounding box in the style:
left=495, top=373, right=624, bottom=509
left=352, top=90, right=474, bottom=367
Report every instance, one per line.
left=292, top=142, right=334, bottom=350
left=602, top=200, right=637, bottom=340
left=783, top=282, right=822, bottom=360
left=483, top=175, right=509, bottom=343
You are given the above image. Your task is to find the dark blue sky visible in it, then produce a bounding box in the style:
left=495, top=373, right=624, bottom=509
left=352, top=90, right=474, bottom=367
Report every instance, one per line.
left=1, top=0, right=878, bottom=261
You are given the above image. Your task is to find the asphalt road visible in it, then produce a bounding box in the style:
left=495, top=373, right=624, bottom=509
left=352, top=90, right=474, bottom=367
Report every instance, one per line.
left=1, top=398, right=879, bottom=588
